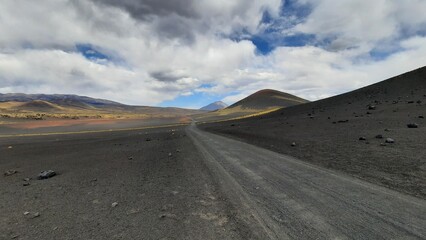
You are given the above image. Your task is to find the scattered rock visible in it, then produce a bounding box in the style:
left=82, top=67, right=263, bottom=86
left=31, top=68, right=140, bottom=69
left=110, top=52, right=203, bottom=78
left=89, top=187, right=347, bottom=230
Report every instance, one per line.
left=37, top=170, right=56, bottom=180
left=367, top=105, right=376, bottom=110
left=375, top=134, right=383, bottom=139
left=7, top=146, right=13, bottom=149
left=419, top=115, right=424, bottom=119
left=159, top=213, right=177, bottom=220
left=385, top=138, right=395, bottom=144
left=291, top=142, right=296, bottom=147
left=23, top=212, right=30, bottom=216
left=111, top=202, right=119, bottom=208
left=128, top=156, right=133, bottom=160
left=23, top=178, right=31, bottom=181
left=145, top=138, right=152, bottom=142
left=230, top=124, right=236, bottom=127
left=384, top=128, right=390, bottom=132
left=407, top=123, right=419, bottom=128
left=32, top=212, right=40, bottom=218
left=23, top=182, right=30, bottom=187
left=407, top=101, right=414, bottom=104
left=417, top=100, right=422, bottom=104
left=168, top=153, right=172, bottom=157
left=338, top=120, right=349, bottom=123
left=380, top=143, right=387, bottom=147
left=359, top=137, right=367, bottom=141
left=4, top=170, right=18, bottom=177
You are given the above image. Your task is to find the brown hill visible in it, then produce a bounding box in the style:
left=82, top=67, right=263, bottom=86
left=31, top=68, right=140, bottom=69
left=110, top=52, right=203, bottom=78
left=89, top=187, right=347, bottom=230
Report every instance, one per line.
left=194, top=89, right=308, bottom=122
left=201, top=66, right=426, bottom=199
left=228, top=89, right=308, bottom=110
left=16, top=100, right=62, bottom=112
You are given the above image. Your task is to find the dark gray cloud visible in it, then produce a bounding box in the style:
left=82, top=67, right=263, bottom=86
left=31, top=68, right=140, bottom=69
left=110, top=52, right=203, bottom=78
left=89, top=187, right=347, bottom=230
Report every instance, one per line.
left=150, top=70, right=187, bottom=82
left=90, top=0, right=197, bottom=20
left=90, top=0, right=198, bottom=43
left=70, top=68, right=87, bottom=79
left=154, top=15, right=196, bottom=44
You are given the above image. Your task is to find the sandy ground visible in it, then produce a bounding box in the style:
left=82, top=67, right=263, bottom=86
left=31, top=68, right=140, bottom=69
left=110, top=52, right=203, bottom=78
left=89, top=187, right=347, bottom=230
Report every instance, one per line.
left=0, top=117, right=190, bottom=136
left=1, top=119, right=425, bottom=239
left=0, top=126, right=249, bottom=240
left=201, top=68, right=426, bottom=199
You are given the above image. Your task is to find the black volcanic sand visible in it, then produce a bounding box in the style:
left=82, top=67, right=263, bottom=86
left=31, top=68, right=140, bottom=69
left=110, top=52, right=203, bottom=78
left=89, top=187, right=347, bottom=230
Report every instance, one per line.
left=201, top=67, right=426, bottom=199
left=227, top=89, right=308, bottom=109
left=0, top=127, right=249, bottom=239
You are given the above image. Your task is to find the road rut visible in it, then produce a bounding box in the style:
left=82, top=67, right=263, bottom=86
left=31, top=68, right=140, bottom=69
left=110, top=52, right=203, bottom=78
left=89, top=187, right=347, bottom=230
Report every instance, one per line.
left=187, top=123, right=426, bottom=239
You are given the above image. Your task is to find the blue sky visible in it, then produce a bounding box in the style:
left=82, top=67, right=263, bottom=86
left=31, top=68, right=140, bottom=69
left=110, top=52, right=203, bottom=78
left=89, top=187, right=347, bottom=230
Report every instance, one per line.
left=1, top=0, right=426, bottom=108
left=159, top=92, right=217, bottom=108
left=76, top=44, right=110, bottom=61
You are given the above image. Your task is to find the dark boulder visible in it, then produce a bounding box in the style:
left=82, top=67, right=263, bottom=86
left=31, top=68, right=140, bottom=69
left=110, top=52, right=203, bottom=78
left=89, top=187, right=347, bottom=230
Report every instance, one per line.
left=407, top=123, right=419, bottom=128
left=38, top=170, right=56, bottom=180
left=375, top=134, right=383, bottom=139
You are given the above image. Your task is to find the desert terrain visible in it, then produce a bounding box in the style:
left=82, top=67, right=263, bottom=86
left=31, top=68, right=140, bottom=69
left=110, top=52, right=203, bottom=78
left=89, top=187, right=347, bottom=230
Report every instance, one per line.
left=0, top=126, right=249, bottom=239
left=3, top=1, right=426, bottom=239
left=1, top=68, right=426, bottom=239
left=2, top=119, right=425, bottom=239
left=201, top=66, right=426, bottom=199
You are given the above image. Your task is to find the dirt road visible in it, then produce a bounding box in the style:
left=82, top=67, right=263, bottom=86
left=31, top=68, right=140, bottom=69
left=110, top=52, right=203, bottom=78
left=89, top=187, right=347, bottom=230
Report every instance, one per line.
left=187, top=123, right=426, bottom=239
left=1, top=122, right=425, bottom=239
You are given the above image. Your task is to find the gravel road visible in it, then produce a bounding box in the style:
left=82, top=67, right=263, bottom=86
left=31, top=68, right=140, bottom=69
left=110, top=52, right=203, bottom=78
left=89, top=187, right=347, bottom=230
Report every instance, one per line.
left=188, top=123, right=426, bottom=239
left=1, top=122, right=425, bottom=239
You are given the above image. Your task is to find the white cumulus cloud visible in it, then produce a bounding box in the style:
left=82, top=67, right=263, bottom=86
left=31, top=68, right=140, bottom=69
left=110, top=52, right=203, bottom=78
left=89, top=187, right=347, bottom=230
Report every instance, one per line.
left=0, top=0, right=425, bottom=107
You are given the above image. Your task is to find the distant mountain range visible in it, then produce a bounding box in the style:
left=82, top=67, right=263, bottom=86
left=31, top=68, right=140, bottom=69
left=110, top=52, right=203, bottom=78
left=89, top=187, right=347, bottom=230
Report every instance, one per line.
left=200, top=101, right=228, bottom=111
left=0, top=93, right=124, bottom=109
left=0, top=89, right=309, bottom=121
left=0, top=93, right=202, bottom=119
